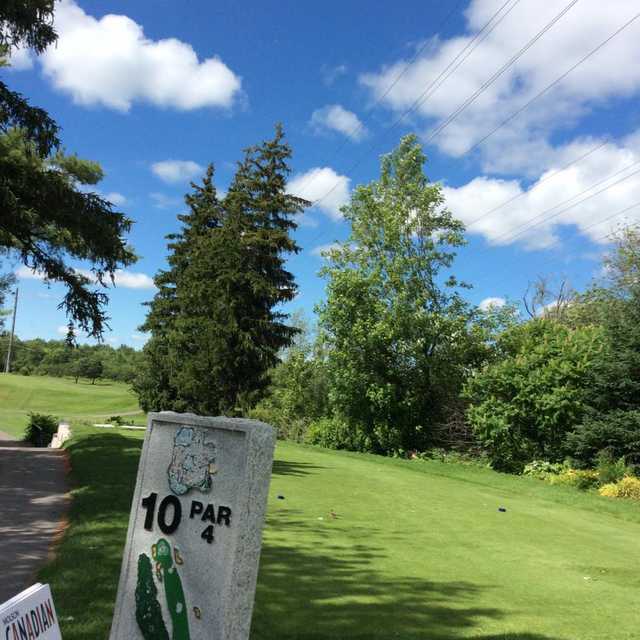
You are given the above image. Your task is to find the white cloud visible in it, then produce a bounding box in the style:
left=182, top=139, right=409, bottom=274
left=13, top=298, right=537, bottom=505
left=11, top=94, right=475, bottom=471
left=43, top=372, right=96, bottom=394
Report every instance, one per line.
left=150, top=192, right=181, bottom=209
left=479, top=296, right=506, bottom=311
left=131, top=332, right=148, bottom=342
left=15, top=266, right=46, bottom=281
left=16, top=265, right=155, bottom=289
left=57, top=325, right=69, bottom=335
left=39, top=0, right=242, bottom=112
left=360, top=0, right=640, bottom=173
left=311, top=242, right=341, bottom=257
left=310, top=104, right=367, bottom=141
left=76, top=268, right=156, bottom=290
left=151, top=160, right=203, bottom=184
left=321, top=64, right=348, bottom=86
left=111, top=270, right=156, bottom=290
left=287, top=167, right=350, bottom=220
left=444, top=135, right=640, bottom=249
left=7, top=47, right=34, bottom=70
left=105, top=192, right=127, bottom=206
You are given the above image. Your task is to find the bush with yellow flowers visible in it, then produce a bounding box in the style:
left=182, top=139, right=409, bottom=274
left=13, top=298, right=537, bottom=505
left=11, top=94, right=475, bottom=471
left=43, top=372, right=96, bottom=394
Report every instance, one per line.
left=548, top=469, right=600, bottom=490
left=598, top=476, right=640, bottom=501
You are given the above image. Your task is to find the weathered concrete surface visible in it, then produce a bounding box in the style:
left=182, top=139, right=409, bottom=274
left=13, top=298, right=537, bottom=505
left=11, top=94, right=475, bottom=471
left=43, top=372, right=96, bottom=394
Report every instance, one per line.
left=110, top=413, right=275, bottom=640
left=0, top=432, right=69, bottom=603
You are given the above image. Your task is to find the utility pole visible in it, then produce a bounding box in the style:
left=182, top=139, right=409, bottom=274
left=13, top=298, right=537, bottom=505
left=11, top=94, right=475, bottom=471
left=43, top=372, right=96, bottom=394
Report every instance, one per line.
left=4, top=286, right=18, bottom=374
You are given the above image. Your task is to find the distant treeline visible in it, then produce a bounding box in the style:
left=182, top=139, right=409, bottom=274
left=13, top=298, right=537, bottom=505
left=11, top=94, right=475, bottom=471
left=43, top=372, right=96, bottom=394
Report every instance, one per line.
left=0, top=337, right=143, bottom=384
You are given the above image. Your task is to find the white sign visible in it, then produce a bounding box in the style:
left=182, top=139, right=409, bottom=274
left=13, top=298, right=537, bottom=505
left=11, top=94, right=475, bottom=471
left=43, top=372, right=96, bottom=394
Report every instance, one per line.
left=110, top=412, right=275, bottom=640
left=1, top=584, right=62, bottom=640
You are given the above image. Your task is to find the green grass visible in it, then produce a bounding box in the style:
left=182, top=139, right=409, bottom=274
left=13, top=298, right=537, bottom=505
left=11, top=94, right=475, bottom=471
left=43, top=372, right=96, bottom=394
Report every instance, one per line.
left=0, top=373, right=142, bottom=438
left=41, top=425, right=640, bottom=640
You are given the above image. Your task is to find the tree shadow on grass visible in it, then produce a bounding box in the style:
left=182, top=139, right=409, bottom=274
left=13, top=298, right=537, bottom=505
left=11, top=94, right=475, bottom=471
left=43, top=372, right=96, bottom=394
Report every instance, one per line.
left=272, top=459, right=325, bottom=477
left=39, top=433, right=144, bottom=639
left=253, top=472, right=565, bottom=640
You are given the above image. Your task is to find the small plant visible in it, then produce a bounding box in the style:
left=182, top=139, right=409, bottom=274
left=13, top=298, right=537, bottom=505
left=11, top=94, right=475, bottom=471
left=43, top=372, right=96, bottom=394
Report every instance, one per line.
left=595, top=451, right=630, bottom=485
left=599, top=476, right=640, bottom=501
left=24, top=413, right=59, bottom=447
left=108, top=415, right=125, bottom=426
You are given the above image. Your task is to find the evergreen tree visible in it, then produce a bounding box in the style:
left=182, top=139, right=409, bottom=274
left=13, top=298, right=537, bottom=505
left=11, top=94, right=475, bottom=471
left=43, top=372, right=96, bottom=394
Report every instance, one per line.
left=135, top=126, right=308, bottom=415
left=1, top=3, right=136, bottom=339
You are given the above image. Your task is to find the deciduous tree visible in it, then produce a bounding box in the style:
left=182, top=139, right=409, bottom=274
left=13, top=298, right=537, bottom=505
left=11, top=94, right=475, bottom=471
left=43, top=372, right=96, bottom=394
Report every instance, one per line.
left=318, top=135, right=477, bottom=453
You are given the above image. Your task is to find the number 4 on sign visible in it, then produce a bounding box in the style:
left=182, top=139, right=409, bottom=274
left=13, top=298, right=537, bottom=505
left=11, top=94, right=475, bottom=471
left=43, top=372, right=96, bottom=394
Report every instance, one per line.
left=201, top=525, right=214, bottom=544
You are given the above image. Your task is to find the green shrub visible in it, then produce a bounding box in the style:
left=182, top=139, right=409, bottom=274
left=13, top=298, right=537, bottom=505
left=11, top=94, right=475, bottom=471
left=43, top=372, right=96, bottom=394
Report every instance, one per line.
left=108, top=415, right=124, bottom=426
left=413, top=448, right=490, bottom=467
left=565, top=410, right=640, bottom=466
left=249, top=406, right=309, bottom=442
left=304, top=417, right=368, bottom=451
left=595, top=451, right=631, bottom=485
left=522, top=459, right=567, bottom=480
left=599, top=476, right=640, bottom=500
left=464, top=320, right=604, bottom=472
left=548, top=469, right=600, bottom=490
left=24, top=413, right=59, bottom=447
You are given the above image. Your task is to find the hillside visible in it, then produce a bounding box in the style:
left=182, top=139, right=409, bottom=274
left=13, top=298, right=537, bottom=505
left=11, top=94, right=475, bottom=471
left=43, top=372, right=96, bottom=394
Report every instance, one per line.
left=0, top=374, right=142, bottom=438
left=42, top=424, right=640, bottom=640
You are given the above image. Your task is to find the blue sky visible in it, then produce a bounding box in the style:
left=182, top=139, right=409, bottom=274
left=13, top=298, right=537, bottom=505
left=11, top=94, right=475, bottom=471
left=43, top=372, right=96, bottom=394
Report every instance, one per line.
left=4, top=0, right=640, bottom=347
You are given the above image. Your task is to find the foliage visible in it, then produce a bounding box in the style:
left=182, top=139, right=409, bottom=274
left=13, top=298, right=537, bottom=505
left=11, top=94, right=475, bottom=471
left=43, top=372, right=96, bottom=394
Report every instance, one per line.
left=24, top=411, right=57, bottom=446
left=0, top=335, right=143, bottom=382
left=135, top=127, right=308, bottom=415
left=409, top=447, right=490, bottom=467
left=565, top=410, right=640, bottom=467
left=522, top=459, right=567, bottom=480
left=464, top=319, right=605, bottom=472
left=547, top=468, right=600, bottom=491
left=595, top=450, right=633, bottom=485
left=0, top=1, right=56, bottom=55
left=250, top=313, right=328, bottom=440
left=598, top=475, right=640, bottom=500
left=0, top=4, right=136, bottom=339
left=304, top=416, right=370, bottom=451
left=318, top=135, right=492, bottom=454
left=76, top=356, right=103, bottom=384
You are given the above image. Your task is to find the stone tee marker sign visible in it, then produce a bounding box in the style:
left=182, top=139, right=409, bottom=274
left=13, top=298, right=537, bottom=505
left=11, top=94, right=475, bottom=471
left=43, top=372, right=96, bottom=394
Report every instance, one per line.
left=110, top=412, right=275, bottom=640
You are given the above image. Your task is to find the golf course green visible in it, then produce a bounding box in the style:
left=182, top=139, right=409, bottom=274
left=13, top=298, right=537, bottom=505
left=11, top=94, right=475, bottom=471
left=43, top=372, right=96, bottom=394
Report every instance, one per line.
left=38, top=423, right=640, bottom=640
left=0, top=373, right=142, bottom=437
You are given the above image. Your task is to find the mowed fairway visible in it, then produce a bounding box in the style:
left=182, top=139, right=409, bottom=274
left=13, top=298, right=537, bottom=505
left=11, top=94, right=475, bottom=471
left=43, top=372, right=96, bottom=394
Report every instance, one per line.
left=40, top=425, right=640, bottom=640
left=0, top=374, right=141, bottom=437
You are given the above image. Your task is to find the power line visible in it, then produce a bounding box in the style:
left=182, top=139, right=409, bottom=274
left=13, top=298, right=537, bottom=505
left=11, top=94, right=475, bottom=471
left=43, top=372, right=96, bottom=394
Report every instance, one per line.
left=292, top=0, right=468, bottom=198
left=496, top=163, right=640, bottom=245
left=302, top=5, right=640, bottom=264
left=464, top=11, right=640, bottom=155
left=423, top=0, right=580, bottom=144
left=310, top=0, right=521, bottom=209
left=465, top=139, right=610, bottom=229
left=581, top=201, right=640, bottom=241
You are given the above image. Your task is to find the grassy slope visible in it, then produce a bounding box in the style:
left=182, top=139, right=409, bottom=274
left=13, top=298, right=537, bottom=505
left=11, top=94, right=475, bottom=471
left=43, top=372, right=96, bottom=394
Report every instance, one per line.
left=0, top=374, right=142, bottom=437
left=42, top=425, right=640, bottom=640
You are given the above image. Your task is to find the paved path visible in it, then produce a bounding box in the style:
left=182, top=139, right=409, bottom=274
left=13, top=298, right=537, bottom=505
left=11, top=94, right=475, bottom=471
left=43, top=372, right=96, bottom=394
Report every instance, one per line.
left=0, top=431, right=69, bottom=603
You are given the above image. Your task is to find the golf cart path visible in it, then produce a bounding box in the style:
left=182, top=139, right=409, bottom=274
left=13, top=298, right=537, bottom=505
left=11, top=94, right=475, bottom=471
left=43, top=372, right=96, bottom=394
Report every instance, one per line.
left=0, top=430, right=69, bottom=603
